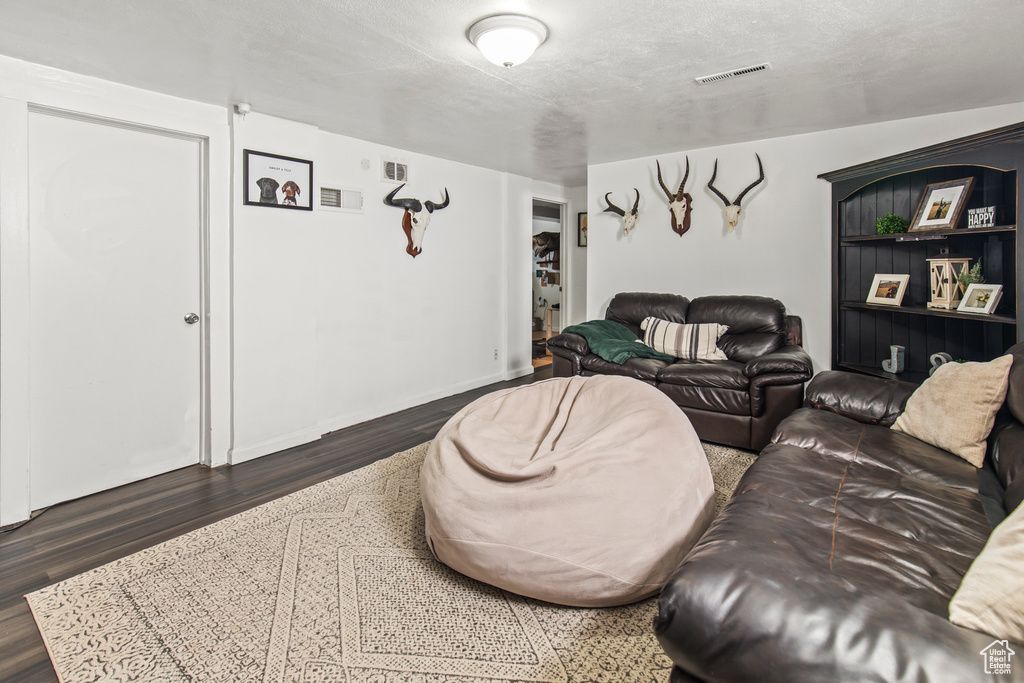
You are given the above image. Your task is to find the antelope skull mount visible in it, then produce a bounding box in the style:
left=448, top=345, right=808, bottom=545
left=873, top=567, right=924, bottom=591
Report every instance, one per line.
left=707, top=154, right=765, bottom=232
left=383, top=183, right=450, bottom=257
left=603, top=189, right=640, bottom=235
left=656, top=157, right=693, bottom=236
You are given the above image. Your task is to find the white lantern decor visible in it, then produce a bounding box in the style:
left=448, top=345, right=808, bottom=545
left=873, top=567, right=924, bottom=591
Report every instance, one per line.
left=926, top=256, right=972, bottom=309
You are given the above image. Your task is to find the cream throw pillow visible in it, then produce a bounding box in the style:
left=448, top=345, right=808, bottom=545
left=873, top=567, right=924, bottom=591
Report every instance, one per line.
left=640, top=317, right=728, bottom=361
left=891, top=354, right=1012, bottom=467
left=949, top=502, right=1024, bottom=641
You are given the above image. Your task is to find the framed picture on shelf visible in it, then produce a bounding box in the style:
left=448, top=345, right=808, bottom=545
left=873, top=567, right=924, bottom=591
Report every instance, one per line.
left=578, top=212, right=588, bottom=247
left=866, top=273, right=910, bottom=306
left=957, top=283, right=1003, bottom=315
left=243, top=149, right=314, bottom=210
left=908, top=177, right=975, bottom=231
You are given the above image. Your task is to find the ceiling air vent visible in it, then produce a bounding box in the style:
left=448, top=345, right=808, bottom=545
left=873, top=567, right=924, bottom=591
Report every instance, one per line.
left=695, top=62, right=771, bottom=85
left=382, top=160, right=408, bottom=183
left=320, top=185, right=364, bottom=213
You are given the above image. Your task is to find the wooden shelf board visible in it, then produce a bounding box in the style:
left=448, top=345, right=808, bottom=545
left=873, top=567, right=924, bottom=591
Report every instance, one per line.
left=838, top=363, right=928, bottom=385
left=839, top=225, right=1016, bottom=244
left=840, top=301, right=1017, bottom=324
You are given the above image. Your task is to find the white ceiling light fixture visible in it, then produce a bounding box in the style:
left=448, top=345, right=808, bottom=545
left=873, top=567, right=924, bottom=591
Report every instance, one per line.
left=469, top=15, right=548, bottom=68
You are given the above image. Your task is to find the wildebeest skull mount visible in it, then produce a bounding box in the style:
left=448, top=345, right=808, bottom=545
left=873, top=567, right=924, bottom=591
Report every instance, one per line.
left=383, top=183, right=450, bottom=257
left=656, top=157, right=693, bottom=236
left=603, top=189, right=640, bottom=235
left=707, top=154, right=765, bottom=231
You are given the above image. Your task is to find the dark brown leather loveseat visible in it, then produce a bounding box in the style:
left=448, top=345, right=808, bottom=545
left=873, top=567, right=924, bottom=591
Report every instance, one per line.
left=546, top=292, right=813, bottom=450
left=656, top=344, right=1024, bottom=682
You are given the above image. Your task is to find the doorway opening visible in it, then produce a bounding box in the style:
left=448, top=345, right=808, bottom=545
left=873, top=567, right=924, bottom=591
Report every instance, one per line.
left=532, top=199, right=563, bottom=370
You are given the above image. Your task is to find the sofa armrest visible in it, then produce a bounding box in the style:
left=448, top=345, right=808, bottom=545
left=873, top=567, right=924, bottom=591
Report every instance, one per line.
left=546, top=332, right=589, bottom=356
left=743, top=345, right=813, bottom=380
left=805, top=370, right=917, bottom=427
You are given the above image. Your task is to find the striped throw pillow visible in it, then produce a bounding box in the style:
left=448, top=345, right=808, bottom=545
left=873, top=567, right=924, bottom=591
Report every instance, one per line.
left=640, top=317, right=729, bottom=361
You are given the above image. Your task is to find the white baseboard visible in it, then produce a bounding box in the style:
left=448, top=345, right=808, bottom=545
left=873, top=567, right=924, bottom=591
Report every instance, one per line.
left=316, top=371, right=509, bottom=437
left=230, top=426, right=323, bottom=465
left=503, top=364, right=535, bottom=381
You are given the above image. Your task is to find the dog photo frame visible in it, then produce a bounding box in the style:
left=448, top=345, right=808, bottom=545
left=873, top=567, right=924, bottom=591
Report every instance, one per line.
left=908, top=177, right=975, bottom=232
left=243, top=149, right=313, bottom=210
left=866, top=273, right=910, bottom=306
left=957, top=283, right=1003, bottom=315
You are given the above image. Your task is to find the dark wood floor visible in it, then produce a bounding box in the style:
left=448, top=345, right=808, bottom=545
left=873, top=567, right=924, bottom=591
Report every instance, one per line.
left=0, top=366, right=551, bottom=682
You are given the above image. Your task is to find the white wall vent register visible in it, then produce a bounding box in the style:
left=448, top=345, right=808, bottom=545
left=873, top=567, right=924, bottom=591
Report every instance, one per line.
left=382, top=160, right=408, bottom=183
left=320, top=185, right=364, bottom=213
left=695, top=62, right=771, bottom=85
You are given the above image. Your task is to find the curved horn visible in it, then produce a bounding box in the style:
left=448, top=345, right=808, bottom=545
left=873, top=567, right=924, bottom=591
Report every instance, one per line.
left=424, top=188, right=450, bottom=213
left=675, top=156, right=690, bottom=200
left=733, top=154, right=765, bottom=206
left=706, top=159, right=731, bottom=207
left=631, top=188, right=640, bottom=214
left=656, top=160, right=674, bottom=202
left=603, top=192, right=625, bottom=216
left=383, top=183, right=422, bottom=212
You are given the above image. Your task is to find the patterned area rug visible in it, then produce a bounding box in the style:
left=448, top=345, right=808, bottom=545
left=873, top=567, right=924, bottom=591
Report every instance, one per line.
left=28, top=441, right=756, bottom=683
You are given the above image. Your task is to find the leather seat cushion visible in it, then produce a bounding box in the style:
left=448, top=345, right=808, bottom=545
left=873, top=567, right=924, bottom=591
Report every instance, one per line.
left=421, top=375, right=715, bottom=607
left=656, top=360, right=749, bottom=390
left=772, top=408, right=981, bottom=492
left=738, top=444, right=991, bottom=561
left=580, top=354, right=669, bottom=382
left=658, top=383, right=751, bottom=416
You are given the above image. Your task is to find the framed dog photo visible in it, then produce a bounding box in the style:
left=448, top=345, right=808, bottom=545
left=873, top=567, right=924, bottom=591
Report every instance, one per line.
left=866, top=273, right=910, bottom=306
left=243, top=149, right=313, bottom=210
left=957, top=283, right=1003, bottom=315
left=909, top=177, right=975, bottom=232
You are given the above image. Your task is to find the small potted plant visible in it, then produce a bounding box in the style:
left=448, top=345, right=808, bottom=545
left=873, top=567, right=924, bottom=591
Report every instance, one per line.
left=876, top=213, right=908, bottom=235
left=957, top=259, right=984, bottom=293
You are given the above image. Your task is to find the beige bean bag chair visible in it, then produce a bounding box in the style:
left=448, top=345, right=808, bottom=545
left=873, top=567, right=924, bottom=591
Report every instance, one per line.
left=421, top=375, right=715, bottom=607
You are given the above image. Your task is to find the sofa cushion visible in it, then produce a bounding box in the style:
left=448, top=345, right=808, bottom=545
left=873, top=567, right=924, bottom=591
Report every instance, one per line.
left=658, top=383, right=750, bottom=416
left=605, top=292, right=689, bottom=338
left=892, top=354, right=1012, bottom=467
left=656, top=360, right=749, bottom=390
left=773, top=407, right=982, bottom=492
left=580, top=355, right=668, bottom=382
left=949, top=501, right=1024, bottom=642
left=686, top=296, right=786, bottom=363
left=738, top=444, right=991, bottom=560
left=640, top=317, right=728, bottom=360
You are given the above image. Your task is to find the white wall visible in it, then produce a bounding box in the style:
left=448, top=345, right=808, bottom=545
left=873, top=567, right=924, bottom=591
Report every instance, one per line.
left=231, top=114, right=322, bottom=460
left=506, top=174, right=535, bottom=379
left=587, top=102, right=1024, bottom=371
left=312, top=131, right=512, bottom=440
left=230, top=113, right=527, bottom=461
left=565, top=185, right=588, bottom=326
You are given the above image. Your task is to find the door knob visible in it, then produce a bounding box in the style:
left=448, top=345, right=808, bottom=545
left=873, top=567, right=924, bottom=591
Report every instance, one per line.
left=184, top=313, right=200, bottom=325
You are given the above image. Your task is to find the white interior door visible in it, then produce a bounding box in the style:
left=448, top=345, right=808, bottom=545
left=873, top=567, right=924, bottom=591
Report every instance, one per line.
left=28, top=111, right=203, bottom=510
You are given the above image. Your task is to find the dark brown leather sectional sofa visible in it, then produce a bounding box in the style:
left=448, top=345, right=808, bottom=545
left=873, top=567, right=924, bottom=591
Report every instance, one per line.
left=546, top=292, right=813, bottom=450
left=656, top=345, right=1024, bottom=682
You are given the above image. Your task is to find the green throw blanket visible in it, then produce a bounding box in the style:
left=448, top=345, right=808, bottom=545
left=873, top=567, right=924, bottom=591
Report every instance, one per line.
left=561, top=319, right=674, bottom=365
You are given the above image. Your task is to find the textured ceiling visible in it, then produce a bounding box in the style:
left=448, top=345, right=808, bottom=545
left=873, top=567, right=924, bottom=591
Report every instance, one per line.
left=1, top=0, right=1022, bottom=185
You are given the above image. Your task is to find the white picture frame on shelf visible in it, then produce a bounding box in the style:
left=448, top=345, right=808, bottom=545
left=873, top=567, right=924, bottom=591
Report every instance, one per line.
left=866, top=273, right=910, bottom=306
left=957, top=283, right=1003, bottom=315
